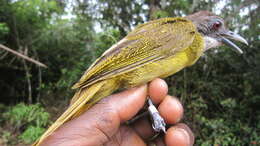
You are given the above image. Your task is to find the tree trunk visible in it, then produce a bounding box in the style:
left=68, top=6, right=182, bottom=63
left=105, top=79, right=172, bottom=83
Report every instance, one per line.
left=22, top=46, right=32, bottom=104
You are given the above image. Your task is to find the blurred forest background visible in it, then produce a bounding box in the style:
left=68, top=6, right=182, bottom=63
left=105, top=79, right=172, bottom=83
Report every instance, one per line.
left=0, top=0, right=259, bottom=145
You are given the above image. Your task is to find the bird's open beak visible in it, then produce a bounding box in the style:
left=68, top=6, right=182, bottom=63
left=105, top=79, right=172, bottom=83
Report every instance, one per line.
left=221, top=31, right=248, bottom=54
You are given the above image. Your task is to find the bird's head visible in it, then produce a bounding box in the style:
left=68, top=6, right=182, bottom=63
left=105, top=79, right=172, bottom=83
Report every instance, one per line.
left=186, top=11, right=248, bottom=54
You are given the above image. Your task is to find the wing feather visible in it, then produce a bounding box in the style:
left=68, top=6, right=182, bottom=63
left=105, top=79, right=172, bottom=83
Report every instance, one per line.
left=72, top=17, right=196, bottom=89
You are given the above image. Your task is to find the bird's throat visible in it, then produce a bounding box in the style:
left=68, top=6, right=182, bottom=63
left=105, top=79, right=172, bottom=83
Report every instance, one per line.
left=203, top=36, right=222, bottom=51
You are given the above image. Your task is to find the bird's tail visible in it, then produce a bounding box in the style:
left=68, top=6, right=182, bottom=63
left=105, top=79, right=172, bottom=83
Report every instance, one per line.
left=33, top=79, right=118, bottom=146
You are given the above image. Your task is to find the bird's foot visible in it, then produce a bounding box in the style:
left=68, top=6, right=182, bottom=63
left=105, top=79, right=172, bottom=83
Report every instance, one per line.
left=147, top=98, right=166, bottom=133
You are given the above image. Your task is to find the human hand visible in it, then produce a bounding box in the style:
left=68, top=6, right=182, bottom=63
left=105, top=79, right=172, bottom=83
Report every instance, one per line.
left=41, top=78, right=194, bottom=146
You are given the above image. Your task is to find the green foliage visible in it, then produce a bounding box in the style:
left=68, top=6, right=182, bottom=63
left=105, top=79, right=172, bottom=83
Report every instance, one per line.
left=0, top=23, right=9, bottom=34
left=194, top=97, right=259, bottom=145
left=2, top=103, right=50, bottom=144
left=151, top=10, right=169, bottom=19
left=94, top=29, right=121, bottom=57
left=1, top=130, right=13, bottom=145
left=11, top=0, right=61, bottom=37
left=0, top=22, right=9, bottom=44
left=56, top=28, right=121, bottom=91
left=19, top=126, right=45, bottom=144
left=3, top=103, right=50, bottom=128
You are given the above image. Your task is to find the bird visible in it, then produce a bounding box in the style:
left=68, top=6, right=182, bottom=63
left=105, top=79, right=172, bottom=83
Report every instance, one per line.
left=33, top=11, right=248, bottom=145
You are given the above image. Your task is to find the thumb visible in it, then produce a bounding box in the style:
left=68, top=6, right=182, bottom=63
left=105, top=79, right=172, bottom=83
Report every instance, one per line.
left=107, top=84, right=148, bottom=122
left=41, top=84, right=148, bottom=146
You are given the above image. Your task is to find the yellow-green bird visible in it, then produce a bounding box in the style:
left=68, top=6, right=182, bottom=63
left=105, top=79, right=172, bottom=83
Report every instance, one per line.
left=34, top=11, right=248, bottom=145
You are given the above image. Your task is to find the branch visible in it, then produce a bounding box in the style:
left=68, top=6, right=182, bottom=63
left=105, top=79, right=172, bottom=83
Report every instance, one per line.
left=0, top=44, right=47, bottom=68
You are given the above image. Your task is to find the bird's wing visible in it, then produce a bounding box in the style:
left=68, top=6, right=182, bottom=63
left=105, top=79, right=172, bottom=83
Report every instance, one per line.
left=72, top=17, right=196, bottom=89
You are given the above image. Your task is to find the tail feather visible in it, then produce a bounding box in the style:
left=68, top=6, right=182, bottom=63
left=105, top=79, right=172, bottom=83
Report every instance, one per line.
left=33, top=81, right=105, bottom=146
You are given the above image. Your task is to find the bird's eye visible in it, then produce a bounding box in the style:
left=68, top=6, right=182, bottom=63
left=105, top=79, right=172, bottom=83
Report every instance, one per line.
left=212, top=21, right=221, bottom=30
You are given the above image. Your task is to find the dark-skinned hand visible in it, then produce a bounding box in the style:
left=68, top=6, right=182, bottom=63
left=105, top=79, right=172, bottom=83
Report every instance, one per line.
left=41, top=78, right=194, bottom=146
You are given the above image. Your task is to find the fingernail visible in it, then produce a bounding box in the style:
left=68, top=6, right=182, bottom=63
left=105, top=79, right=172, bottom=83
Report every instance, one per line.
left=175, top=124, right=194, bottom=146
left=172, top=97, right=184, bottom=122
left=179, top=128, right=191, bottom=145
left=174, top=128, right=191, bottom=146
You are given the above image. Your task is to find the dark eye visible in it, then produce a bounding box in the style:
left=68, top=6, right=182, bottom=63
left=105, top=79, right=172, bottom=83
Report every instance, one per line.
left=212, top=21, right=221, bottom=30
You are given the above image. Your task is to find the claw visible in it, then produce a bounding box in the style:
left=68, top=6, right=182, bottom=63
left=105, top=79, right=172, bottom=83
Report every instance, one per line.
left=148, top=98, right=166, bottom=133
